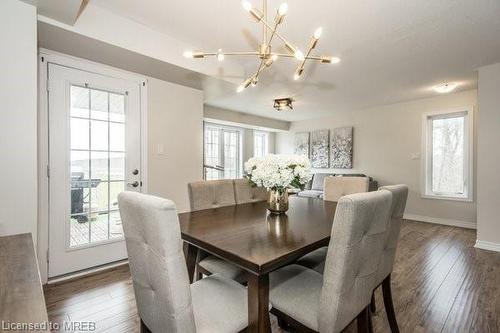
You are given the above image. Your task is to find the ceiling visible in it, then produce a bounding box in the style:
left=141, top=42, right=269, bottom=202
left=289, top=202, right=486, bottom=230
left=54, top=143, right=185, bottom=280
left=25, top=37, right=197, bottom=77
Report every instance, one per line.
left=88, top=0, right=500, bottom=121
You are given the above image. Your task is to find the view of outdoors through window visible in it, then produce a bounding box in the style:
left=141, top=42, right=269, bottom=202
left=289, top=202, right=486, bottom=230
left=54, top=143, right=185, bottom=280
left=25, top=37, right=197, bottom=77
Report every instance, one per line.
left=204, top=124, right=241, bottom=180
left=69, top=86, right=126, bottom=247
left=254, top=131, right=269, bottom=157
left=431, top=114, right=465, bottom=195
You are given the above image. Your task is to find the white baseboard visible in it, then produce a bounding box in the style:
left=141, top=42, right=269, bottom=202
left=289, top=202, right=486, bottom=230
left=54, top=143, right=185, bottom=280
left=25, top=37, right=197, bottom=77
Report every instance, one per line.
left=47, top=260, right=128, bottom=284
left=475, top=240, right=500, bottom=253
left=403, top=213, right=477, bottom=230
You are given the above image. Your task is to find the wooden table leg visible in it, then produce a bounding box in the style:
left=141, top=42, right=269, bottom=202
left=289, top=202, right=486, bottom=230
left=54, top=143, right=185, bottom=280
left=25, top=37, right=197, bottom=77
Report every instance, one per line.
left=183, top=242, right=198, bottom=284
left=247, top=273, right=271, bottom=333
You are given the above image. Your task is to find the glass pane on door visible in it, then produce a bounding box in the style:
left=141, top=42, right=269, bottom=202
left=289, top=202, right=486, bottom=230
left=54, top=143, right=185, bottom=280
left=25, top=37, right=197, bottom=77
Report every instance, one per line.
left=204, top=127, right=221, bottom=180
left=69, top=85, right=126, bottom=248
left=224, top=131, right=239, bottom=179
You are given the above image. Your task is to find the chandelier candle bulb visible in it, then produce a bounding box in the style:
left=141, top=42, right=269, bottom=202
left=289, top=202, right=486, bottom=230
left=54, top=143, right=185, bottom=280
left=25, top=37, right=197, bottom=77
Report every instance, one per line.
left=276, top=3, right=288, bottom=23
left=330, top=56, right=341, bottom=64
left=242, top=1, right=252, bottom=11
left=314, top=27, right=323, bottom=40
left=216, top=49, right=224, bottom=61
left=278, top=3, right=288, bottom=15
left=295, top=50, right=305, bottom=61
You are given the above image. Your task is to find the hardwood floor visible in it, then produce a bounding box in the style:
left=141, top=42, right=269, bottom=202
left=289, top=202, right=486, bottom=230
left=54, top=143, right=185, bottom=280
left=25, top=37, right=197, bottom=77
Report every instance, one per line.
left=43, top=220, right=500, bottom=333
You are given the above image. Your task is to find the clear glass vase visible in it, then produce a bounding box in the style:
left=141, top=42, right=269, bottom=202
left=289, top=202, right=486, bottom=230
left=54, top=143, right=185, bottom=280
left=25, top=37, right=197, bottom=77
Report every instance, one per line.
left=267, top=190, right=289, bottom=214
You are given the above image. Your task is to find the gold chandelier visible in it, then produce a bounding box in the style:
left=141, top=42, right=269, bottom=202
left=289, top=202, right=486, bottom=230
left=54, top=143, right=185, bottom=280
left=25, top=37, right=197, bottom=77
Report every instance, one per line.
left=183, top=0, right=340, bottom=93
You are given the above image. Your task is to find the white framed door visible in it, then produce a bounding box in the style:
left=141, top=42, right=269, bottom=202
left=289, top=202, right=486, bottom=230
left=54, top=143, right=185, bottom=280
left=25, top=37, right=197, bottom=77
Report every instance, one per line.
left=48, top=63, right=142, bottom=278
left=204, top=123, right=242, bottom=180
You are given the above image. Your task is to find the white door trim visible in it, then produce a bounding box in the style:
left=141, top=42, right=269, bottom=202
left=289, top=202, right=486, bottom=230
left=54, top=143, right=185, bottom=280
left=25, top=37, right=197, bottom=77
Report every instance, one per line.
left=37, top=48, right=149, bottom=283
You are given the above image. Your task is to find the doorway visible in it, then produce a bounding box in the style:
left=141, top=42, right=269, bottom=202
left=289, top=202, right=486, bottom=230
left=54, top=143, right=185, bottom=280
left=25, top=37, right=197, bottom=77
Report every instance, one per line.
left=47, top=62, right=144, bottom=278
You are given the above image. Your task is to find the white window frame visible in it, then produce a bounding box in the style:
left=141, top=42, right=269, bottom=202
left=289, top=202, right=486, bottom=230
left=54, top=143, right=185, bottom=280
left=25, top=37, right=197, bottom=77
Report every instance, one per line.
left=253, top=130, right=269, bottom=157
left=203, top=122, right=243, bottom=180
left=421, top=107, right=473, bottom=202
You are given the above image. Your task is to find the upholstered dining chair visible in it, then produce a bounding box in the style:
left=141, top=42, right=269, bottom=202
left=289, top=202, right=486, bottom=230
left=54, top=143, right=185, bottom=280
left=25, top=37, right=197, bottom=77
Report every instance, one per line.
left=323, top=176, right=370, bottom=202
left=370, top=185, right=408, bottom=333
left=188, top=179, right=236, bottom=211
left=233, top=178, right=267, bottom=204
left=295, top=176, right=371, bottom=274
left=187, top=180, right=246, bottom=282
left=269, top=190, right=393, bottom=333
left=118, top=192, right=248, bottom=333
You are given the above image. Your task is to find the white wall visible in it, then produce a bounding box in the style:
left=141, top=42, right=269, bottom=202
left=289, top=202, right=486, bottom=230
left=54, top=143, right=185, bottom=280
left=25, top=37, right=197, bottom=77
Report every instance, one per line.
left=38, top=3, right=243, bottom=84
left=0, top=0, right=38, bottom=239
left=204, top=105, right=290, bottom=131
left=277, top=90, right=478, bottom=227
left=147, top=78, right=204, bottom=212
left=477, top=63, right=500, bottom=250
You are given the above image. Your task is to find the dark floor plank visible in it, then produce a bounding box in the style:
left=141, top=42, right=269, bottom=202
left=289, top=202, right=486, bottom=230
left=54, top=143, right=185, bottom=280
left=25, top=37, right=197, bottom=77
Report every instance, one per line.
left=43, top=221, right=500, bottom=333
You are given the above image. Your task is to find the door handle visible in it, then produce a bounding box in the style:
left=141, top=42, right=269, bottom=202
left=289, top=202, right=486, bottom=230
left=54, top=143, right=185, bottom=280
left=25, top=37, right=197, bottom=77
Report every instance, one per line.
left=127, top=181, right=139, bottom=188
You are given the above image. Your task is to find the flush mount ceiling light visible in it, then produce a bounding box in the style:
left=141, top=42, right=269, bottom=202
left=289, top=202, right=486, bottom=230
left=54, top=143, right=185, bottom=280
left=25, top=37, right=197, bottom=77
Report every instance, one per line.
left=273, top=97, right=293, bottom=111
left=184, top=0, right=340, bottom=93
left=433, top=82, right=459, bottom=94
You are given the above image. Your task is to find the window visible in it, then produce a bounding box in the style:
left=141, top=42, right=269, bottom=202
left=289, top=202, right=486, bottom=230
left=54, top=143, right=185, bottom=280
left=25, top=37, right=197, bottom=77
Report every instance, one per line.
left=203, top=123, right=242, bottom=180
left=254, top=131, right=269, bottom=157
left=423, top=109, right=473, bottom=201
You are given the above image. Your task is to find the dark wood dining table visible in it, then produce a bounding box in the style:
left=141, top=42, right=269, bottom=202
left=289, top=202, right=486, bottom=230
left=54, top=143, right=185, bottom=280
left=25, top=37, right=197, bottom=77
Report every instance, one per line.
left=178, top=196, right=337, bottom=333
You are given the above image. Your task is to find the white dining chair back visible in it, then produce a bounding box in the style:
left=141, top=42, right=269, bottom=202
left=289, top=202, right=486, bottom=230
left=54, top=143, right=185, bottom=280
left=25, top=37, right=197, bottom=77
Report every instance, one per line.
left=319, top=190, right=393, bottom=332
left=118, top=191, right=196, bottom=333
left=323, top=176, right=369, bottom=202
left=188, top=179, right=236, bottom=211
left=376, top=184, right=408, bottom=283
left=233, top=178, right=267, bottom=204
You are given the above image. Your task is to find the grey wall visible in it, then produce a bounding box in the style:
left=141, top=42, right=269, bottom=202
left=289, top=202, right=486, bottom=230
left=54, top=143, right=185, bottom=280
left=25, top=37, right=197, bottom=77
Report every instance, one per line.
left=0, top=0, right=38, bottom=240
left=477, top=63, right=500, bottom=248
left=276, top=90, right=478, bottom=226
left=147, top=78, right=204, bottom=213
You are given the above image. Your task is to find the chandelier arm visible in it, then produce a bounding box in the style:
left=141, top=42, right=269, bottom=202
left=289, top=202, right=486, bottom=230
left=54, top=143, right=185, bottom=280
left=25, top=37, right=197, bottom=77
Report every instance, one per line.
left=253, top=59, right=266, bottom=81
left=254, top=13, right=280, bottom=81
left=305, top=55, right=330, bottom=61
left=272, top=53, right=328, bottom=62
left=262, top=0, right=267, bottom=43
left=294, top=37, right=318, bottom=73
left=219, top=51, right=260, bottom=56
left=259, top=18, right=298, bottom=56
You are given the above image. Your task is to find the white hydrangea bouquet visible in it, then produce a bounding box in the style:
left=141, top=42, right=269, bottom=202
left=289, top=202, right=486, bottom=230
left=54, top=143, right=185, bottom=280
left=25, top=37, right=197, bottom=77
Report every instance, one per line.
left=244, top=154, right=312, bottom=213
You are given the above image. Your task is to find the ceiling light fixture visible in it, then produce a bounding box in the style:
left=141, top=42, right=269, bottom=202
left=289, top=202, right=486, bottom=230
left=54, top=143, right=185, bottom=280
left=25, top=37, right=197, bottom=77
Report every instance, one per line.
left=273, top=97, right=293, bottom=111
left=184, top=0, right=339, bottom=93
left=433, top=82, right=459, bottom=94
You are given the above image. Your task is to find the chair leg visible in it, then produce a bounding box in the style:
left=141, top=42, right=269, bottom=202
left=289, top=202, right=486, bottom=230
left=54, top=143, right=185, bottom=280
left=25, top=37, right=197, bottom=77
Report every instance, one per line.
left=140, top=319, right=152, bottom=333
left=276, top=316, right=290, bottom=330
left=370, top=292, right=376, bottom=313
left=367, top=308, right=374, bottom=333
left=382, top=274, right=400, bottom=333
left=356, top=307, right=370, bottom=333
